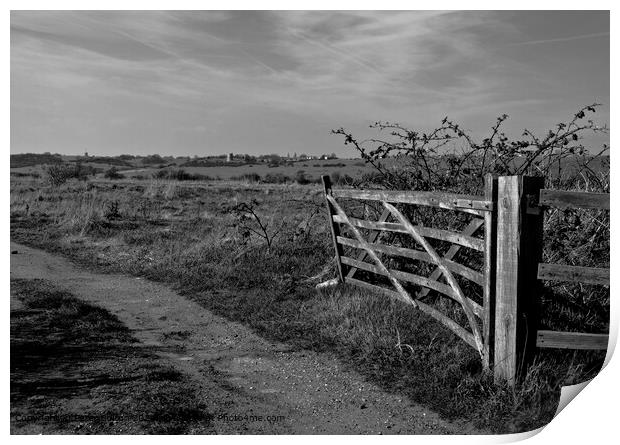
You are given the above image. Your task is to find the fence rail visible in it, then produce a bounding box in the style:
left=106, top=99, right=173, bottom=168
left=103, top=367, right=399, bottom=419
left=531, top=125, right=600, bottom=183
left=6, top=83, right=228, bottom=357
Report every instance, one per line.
left=337, top=236, right=485, bottom=285
left=537, top=263, right=609, bottom=286
left=536, top=331, right=608, bottom=350
left=539, top=189, right=610, bottom=210
left=320, top=175, right=609, bottom=385
left=331, top=188, right=493, bottom=213
left=332, top=215, right=485, bottom=251
left=533, top=188, right=610, bottom=354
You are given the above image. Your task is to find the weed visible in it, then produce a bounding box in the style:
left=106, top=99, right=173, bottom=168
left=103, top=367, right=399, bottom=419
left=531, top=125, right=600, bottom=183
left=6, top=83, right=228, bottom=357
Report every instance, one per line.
left=104, top=201, right=121, bottom=220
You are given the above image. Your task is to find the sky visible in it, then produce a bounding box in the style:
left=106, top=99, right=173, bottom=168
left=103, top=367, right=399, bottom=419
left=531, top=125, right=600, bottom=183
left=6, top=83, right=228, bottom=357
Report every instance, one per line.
left=10, top=10, right=610, bottom=157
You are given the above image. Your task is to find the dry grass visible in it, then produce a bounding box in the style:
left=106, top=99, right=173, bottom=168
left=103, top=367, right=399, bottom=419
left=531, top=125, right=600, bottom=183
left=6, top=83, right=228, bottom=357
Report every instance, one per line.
left=9, top=171, right=608, bottom=433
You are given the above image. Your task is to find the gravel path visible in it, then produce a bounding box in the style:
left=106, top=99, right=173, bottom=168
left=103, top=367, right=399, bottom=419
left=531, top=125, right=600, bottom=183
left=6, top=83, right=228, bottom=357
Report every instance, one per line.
left=10, top=242, right=478, bottom=434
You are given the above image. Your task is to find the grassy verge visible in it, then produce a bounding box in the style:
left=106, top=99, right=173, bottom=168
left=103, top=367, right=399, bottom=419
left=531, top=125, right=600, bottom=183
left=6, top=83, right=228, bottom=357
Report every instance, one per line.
left=10, top=178, right=607, bottom=433
left=10, top=279, right=213, bottom=434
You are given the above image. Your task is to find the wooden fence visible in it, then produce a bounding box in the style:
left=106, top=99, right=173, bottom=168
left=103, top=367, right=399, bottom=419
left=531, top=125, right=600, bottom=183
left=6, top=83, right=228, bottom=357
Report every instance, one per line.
left=534, top=190, right=610, bottom=350
left=320, top=174, right=610, bottom=385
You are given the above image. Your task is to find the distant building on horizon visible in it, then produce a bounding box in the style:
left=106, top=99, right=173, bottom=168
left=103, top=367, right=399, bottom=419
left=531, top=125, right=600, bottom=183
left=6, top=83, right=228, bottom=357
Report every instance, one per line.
left=226, top=153, right=233, bottom=162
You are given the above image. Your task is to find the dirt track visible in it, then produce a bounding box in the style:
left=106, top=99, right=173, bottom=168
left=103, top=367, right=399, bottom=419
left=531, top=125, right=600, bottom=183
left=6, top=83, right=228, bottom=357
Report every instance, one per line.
left=10, top=242, right=477, bottom=434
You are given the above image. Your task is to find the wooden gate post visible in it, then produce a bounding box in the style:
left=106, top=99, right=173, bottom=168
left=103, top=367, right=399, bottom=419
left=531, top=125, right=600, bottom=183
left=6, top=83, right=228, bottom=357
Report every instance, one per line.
left=494, top=175, right=544, bottom=384
left=321, top=175, right=345, bottom=283
left=483, top=174, right=498, bottom=371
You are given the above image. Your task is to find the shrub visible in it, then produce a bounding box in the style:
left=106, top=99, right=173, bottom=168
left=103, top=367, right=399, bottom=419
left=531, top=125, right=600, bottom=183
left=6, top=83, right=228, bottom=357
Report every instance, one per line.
left=151, top=169, right=210, bottom=181
left=332, top=103, right=609, bottom=192
left=10, top=171, right=40, bottom=178
left=10, top=153, right=63, bottom=168
left=328, top=170, right=355, bottom=186
left=84, top=156, right=133, bottom=167
left=142, top=154, right=165, bottom=165
left=44, top=163, right=93, bottom=186
left=104, top=167, right=124, bottom=180
left=231, top=173, right=261, bottom=183
left=263, top=173, right=290, bottom=184
left=295, top=170, right=309, bottom=185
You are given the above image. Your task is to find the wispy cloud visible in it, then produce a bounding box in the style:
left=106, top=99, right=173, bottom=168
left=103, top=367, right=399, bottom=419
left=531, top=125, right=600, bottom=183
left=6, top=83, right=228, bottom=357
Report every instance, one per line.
left=508, top=31, right=610, bottom=46
left=10, top=10, right=609, bottom=156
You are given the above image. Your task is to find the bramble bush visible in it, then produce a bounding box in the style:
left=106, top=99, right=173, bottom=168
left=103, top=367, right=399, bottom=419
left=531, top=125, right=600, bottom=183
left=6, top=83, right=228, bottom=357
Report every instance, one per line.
left=332, top=103, right=609, bottom=193
left=44, top=162, right=96, bottom=186
left=104, top=167, right=125, bottom=180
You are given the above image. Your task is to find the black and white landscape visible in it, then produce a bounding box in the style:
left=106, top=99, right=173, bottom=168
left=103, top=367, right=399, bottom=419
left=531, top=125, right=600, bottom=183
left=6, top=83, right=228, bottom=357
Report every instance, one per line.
left=10, top=9, right=610, bottom=435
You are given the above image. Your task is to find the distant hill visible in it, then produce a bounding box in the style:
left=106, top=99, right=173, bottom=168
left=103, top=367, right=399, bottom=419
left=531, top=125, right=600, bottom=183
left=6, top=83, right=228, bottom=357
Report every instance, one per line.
left=10, top=153, right=139, bottom=170
left=181, top=159, right=238, bottom=167
left=67, top=156, right=134, bottom=167
left=10, top=153, right=63, bottom=168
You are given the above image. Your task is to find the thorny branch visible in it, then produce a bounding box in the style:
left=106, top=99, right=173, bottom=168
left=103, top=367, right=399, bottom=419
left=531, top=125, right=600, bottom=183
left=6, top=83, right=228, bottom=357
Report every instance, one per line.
left=332, top=103, right=609, bottom=192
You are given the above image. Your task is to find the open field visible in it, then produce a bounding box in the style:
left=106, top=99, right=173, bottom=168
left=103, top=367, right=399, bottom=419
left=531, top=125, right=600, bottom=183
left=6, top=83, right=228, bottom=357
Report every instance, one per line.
left=10, top=153, right=374, bottom=183
left=121, top=159, right=372, bottom=182
left=9, top=168, right=609, bottom=433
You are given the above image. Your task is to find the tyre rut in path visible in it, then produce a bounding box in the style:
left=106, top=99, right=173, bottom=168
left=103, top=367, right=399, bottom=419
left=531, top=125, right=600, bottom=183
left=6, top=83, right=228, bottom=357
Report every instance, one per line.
left=10, top=242, right=478, bottom=434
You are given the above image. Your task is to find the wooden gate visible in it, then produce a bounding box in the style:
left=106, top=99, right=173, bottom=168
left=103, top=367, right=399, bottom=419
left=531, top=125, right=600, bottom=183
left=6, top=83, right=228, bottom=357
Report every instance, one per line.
left=320, top=175, right=497, bottom=369
left=321, top=174, right=610, bottom=384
